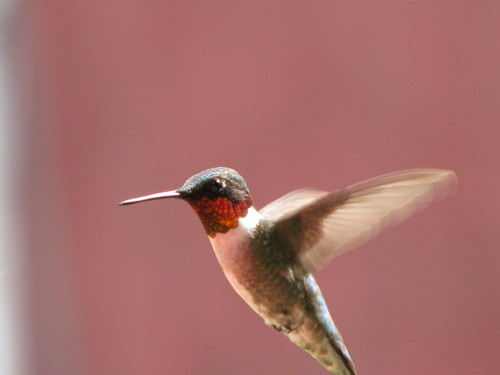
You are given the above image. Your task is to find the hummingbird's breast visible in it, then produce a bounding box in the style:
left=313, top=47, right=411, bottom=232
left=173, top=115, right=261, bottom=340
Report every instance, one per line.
left=208, top=207, right=259, bottom=306
left=209, top=207, right=306, bottom=331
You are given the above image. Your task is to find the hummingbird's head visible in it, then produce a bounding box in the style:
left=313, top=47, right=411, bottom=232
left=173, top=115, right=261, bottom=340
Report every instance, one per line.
left=119, top=167, right=253, bottom=237
left=177, top=167, right=253, bottom=237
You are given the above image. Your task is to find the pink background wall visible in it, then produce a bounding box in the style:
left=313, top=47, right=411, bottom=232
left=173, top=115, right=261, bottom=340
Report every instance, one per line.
left=15, top=1, right=498, bottom=374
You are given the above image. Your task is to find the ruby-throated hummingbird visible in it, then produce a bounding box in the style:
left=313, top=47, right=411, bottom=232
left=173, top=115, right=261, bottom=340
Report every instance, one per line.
left=119, top=168, right=457, bottom=374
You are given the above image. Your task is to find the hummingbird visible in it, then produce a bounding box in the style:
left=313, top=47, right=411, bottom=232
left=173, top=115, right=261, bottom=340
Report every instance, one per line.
left=119, top=167, right=457, bottom=374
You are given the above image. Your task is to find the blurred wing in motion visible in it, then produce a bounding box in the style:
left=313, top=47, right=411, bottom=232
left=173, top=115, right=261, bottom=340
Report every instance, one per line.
left=264, top=169, right=457, bottom=273
left=260, top=188, right=330, bottom=221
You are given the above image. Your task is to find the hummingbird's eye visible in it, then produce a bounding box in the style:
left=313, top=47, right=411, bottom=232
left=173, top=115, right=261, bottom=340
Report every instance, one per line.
left=210, top=178, right=225, bottom=191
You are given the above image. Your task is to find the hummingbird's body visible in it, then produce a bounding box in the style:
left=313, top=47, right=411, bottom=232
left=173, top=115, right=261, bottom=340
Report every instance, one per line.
left=210, top=208, right=355, bottom=374
left=120, top=167, right=457, bottom=374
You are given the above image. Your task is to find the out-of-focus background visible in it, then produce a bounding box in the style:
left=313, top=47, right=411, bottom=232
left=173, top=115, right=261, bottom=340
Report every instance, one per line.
left=1, top=1, right=498, bottom=375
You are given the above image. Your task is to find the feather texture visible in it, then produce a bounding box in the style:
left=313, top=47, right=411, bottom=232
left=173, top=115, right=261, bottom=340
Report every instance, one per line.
left=263, top=169, right=457, bottom=273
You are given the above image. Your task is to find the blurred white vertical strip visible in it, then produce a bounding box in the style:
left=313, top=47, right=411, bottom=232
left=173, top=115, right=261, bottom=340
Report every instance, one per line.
left=0, top=1, right=26, bottom=375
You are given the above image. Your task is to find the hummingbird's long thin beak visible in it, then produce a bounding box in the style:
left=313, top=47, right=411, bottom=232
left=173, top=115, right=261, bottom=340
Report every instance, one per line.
left=118, top=190, right=181, bottom=206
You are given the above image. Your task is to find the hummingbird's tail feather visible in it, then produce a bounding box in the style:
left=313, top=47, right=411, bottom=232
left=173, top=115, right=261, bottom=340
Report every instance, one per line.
left=287, top=275, right=356, bottom=375
left=287, top=318, right=356, bottom=375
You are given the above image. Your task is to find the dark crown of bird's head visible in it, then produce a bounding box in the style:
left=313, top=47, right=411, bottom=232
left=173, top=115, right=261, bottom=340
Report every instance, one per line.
left=177, top=167, right=252, bottom=205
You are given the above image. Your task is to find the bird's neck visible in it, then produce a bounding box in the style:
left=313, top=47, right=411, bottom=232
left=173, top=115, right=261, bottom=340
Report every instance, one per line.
left=208, top=206, right=261, bottom=268
left=188, top=197, right=254, bottom=237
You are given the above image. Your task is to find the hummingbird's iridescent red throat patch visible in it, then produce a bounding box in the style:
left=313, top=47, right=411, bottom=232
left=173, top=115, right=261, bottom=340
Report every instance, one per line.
left=188, top=196, right=252, bottom=237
